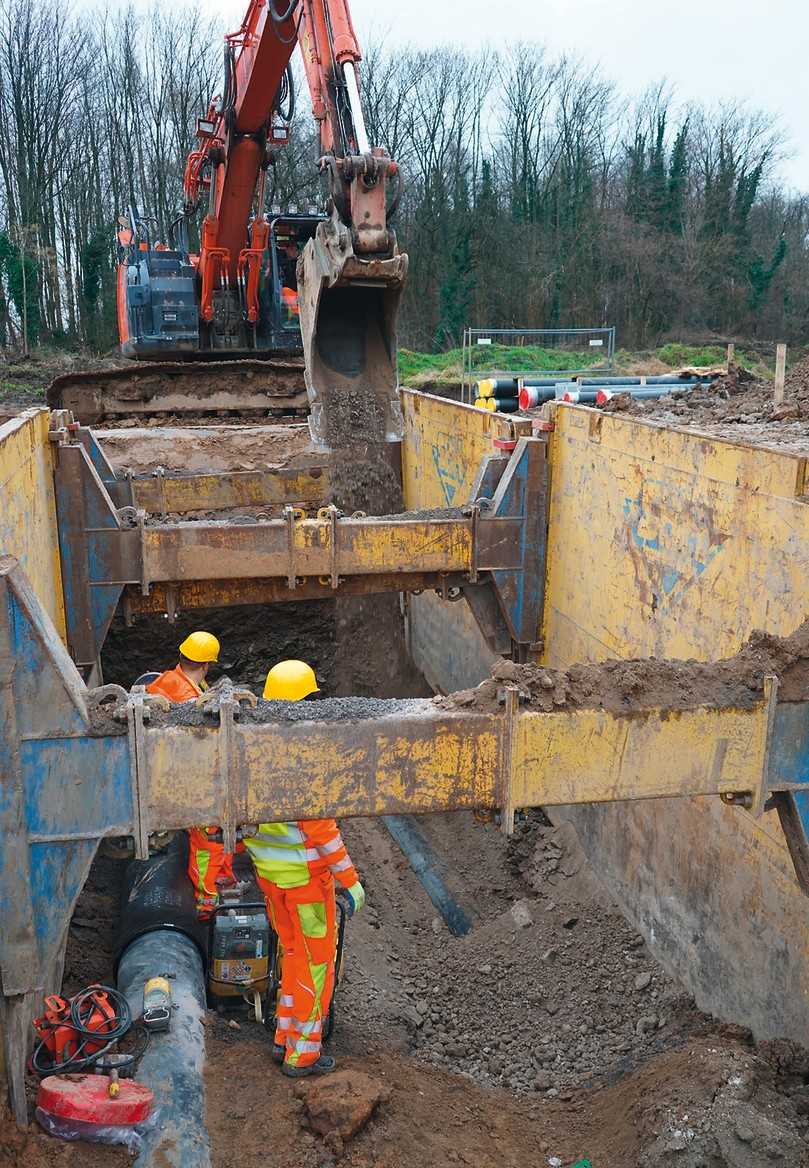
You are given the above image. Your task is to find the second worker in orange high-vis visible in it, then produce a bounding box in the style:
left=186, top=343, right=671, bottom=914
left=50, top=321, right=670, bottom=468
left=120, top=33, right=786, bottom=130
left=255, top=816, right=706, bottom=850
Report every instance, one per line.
left=243, top=660, right=365, bottom=1078
left=146, top=631, right=237, bottom=917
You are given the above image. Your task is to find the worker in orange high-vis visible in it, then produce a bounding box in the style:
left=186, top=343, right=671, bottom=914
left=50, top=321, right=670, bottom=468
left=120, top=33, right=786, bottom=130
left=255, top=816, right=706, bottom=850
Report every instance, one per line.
left=280, top=284, right=299, bottom=323
left=243, top=660, right=365, bottom=1078
left=147, top=631, right=236, bottom=917
left=146, top=630, right=219, bottom=702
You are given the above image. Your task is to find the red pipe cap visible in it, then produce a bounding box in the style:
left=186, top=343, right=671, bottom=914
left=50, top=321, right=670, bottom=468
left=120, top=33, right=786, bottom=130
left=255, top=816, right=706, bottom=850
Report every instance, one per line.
left=518, top=388, right=531, bottom=410
left=37, top=1074, right=154, bottom=1126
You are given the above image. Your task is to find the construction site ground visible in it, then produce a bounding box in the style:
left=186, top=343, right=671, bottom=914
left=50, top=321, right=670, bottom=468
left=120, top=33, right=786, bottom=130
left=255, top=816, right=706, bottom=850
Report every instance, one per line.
left=3, top=383, right=809, bottom=1167
left=563, top=356, right=809, bottom=457
left=5, top=812, right=809, bottom=1168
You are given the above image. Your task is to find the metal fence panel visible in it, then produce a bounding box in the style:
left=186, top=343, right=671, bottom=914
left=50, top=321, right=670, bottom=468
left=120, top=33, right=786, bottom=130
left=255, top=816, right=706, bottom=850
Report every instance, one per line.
left=461, top=327, right=616, bottom=402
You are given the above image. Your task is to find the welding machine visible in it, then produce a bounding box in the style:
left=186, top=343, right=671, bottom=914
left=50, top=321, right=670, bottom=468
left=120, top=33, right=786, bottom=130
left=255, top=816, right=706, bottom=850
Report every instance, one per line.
left=207, top=886, right=273, bottom=1021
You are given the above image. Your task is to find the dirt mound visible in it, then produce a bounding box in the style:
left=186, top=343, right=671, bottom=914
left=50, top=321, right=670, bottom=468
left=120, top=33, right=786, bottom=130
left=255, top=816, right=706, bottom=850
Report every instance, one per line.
left=97, top=422, right=313, bottom=473
left=599, top=358, right=809, bottom=454
left=438, top=617, right=809, bottom=715
left=201, top=1030, right=809, bottom=1168
left=397, top=816, right=703, bottom=1095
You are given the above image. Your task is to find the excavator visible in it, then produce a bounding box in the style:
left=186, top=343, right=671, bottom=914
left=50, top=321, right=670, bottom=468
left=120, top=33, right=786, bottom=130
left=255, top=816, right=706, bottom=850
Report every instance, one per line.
left=50, top=0, right=407, bottom=442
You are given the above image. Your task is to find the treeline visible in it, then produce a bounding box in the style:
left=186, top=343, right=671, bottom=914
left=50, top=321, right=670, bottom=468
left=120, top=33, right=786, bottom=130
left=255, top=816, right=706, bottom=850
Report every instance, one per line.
left=0, top=0, right=806, bottom=354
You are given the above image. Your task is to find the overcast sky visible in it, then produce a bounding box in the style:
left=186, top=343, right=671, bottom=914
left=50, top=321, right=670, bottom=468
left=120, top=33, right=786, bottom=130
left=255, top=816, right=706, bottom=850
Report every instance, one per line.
left=208, top=0, right=809, bottom=191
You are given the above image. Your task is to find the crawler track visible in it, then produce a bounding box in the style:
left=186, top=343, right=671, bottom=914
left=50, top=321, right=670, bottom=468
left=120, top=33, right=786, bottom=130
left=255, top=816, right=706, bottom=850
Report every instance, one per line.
left=47, top=358, right=309, bottom=425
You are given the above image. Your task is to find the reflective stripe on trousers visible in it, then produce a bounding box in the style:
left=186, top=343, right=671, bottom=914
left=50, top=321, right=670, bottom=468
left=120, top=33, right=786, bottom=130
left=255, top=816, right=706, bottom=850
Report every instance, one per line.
left=256, top=870, right=337, bottom=1068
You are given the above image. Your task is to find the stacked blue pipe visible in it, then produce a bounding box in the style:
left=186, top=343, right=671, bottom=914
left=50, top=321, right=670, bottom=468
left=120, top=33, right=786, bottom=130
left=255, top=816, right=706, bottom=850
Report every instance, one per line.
left=473, top=372, right=715, bottom=414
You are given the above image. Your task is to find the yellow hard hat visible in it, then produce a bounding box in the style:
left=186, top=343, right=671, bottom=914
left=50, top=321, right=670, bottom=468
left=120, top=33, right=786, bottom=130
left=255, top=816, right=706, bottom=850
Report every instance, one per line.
left=179, top=631, right=220, bottom=663
left=263, top=660, right=320, bottom=701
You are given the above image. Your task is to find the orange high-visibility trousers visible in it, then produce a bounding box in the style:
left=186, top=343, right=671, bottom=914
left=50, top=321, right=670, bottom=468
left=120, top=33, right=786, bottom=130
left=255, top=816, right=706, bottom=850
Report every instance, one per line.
left=257, top=870, right=337, bottom=1068
left=187, top=827, right=238, bottom=918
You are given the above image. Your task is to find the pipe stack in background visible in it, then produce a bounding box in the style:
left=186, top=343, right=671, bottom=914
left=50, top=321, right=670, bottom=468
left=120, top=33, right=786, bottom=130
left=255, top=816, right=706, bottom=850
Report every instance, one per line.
left=473, top=373, right=715, bottom=414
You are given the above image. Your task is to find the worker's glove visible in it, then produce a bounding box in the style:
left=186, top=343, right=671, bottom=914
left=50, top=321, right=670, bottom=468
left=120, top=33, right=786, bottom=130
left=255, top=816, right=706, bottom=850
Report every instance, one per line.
left=337, top=881, right=365, bottom=918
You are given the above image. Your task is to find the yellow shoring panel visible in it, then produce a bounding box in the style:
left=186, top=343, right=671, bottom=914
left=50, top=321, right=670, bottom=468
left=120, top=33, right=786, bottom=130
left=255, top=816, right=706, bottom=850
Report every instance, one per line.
left=544, top=405, right=809, bottom=667
left=131, top=467, right=330, bottom=514
left=400, top=389, right=531, bottom=511
left=512, top=702, right=770, bottom=807
left=0, top=409, right=65, bottom=639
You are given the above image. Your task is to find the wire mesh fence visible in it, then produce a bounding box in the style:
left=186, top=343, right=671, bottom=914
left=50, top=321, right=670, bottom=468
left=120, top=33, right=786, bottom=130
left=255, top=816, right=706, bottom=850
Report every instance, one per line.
left=461, top=327, right=616, bottom=403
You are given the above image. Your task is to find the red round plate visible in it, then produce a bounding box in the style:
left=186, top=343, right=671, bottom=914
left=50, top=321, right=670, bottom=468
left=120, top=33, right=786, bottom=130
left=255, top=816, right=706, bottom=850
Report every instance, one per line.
left=37, top=1074, right=153, bottom=1126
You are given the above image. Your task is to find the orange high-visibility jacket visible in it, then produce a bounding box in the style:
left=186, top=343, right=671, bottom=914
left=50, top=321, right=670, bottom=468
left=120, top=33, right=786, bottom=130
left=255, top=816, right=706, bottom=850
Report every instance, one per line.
left=244, top=819, right=358, bottom=890
left=147, top=666, right=202, bottom=704
left=281, top=286, right=300, bottom=316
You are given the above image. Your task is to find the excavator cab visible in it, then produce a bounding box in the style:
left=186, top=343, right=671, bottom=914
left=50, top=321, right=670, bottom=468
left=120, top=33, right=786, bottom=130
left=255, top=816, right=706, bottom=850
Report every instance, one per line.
left=116, top=206, right=325, bottom=361
left=117, top=207, right=201, bottom=359
left=260, top=213, right=324, bottom=352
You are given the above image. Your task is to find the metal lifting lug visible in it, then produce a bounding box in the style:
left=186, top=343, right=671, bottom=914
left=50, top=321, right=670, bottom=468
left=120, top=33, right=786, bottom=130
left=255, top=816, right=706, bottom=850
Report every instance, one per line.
left=195, top=681, right=258, bottom=719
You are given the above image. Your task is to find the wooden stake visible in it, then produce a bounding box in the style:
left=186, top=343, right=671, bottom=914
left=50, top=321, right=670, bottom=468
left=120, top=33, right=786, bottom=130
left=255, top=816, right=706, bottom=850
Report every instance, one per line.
left=774, top=343, right=787, bottom=405
left=726, top=343, right=735, bottom=370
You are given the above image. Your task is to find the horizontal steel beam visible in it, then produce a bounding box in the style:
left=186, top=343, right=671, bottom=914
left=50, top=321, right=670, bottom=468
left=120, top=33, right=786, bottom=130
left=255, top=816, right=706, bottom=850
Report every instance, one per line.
left=123, top=572, right=467, bottom=617
left=138, top=513, right=523, bottom=588
left=133, top=693, right=779, bottom=849
left=127, top=466, right=330, bottom=515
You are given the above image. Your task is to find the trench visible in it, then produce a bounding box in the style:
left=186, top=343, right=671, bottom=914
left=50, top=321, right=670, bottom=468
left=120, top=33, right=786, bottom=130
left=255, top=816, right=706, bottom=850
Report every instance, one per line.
left=38, top=418, right=809, bottom=1168
left=59, top=595, right=809, bottom=1168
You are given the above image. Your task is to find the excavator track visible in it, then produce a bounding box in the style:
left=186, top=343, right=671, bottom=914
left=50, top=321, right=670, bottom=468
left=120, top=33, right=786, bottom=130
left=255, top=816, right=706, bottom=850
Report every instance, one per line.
left=46, top=359, right=309, bottom=426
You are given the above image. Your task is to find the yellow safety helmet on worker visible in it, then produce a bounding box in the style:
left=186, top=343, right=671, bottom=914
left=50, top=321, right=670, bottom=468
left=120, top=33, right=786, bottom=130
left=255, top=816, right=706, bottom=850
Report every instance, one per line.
left=178, top=631, right=220, bottom=663
left=263, top=659, right=320, bottom=701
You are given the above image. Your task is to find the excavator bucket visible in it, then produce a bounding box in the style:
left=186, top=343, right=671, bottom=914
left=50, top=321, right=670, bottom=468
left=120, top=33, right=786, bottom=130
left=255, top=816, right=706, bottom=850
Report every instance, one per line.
left=297, top=215, right=408, bottom=457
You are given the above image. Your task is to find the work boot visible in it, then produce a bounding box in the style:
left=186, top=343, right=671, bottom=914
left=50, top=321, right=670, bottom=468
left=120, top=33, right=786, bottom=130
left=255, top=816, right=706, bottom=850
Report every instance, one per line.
left=281, top=1054, right=336, bottom=1078
left=271, top=1044, right=285, bottom=1064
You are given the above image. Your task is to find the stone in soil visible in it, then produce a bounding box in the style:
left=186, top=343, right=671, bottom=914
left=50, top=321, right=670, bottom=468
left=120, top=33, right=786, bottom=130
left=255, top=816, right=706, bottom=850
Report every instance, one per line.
left=295, top=1069, right=387, bottom=1154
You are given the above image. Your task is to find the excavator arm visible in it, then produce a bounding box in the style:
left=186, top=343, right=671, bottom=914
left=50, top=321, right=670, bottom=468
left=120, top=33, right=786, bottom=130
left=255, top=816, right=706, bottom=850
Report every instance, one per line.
left=56, top=0, right=406, bottom=430
left=184, top=0, right=402, bottom=329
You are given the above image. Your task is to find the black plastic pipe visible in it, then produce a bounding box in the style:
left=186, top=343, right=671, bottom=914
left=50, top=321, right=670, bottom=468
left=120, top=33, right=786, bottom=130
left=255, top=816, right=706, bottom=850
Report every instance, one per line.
left=115, top=839, right=210, bottom=1168
left=383, top=815, right=472, bottom=936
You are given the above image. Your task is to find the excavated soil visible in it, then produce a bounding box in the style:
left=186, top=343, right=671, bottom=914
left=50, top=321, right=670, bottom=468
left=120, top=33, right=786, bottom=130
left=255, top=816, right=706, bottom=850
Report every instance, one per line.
left=204, top=1024, right=809, bottom=1168
left=594, top=358, right=809, bottom=454
left=90, top=614, right=809, bottom=739
left=439, top=617, right=809, bottom=715
left=96, top=423, right=314, bottom=474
